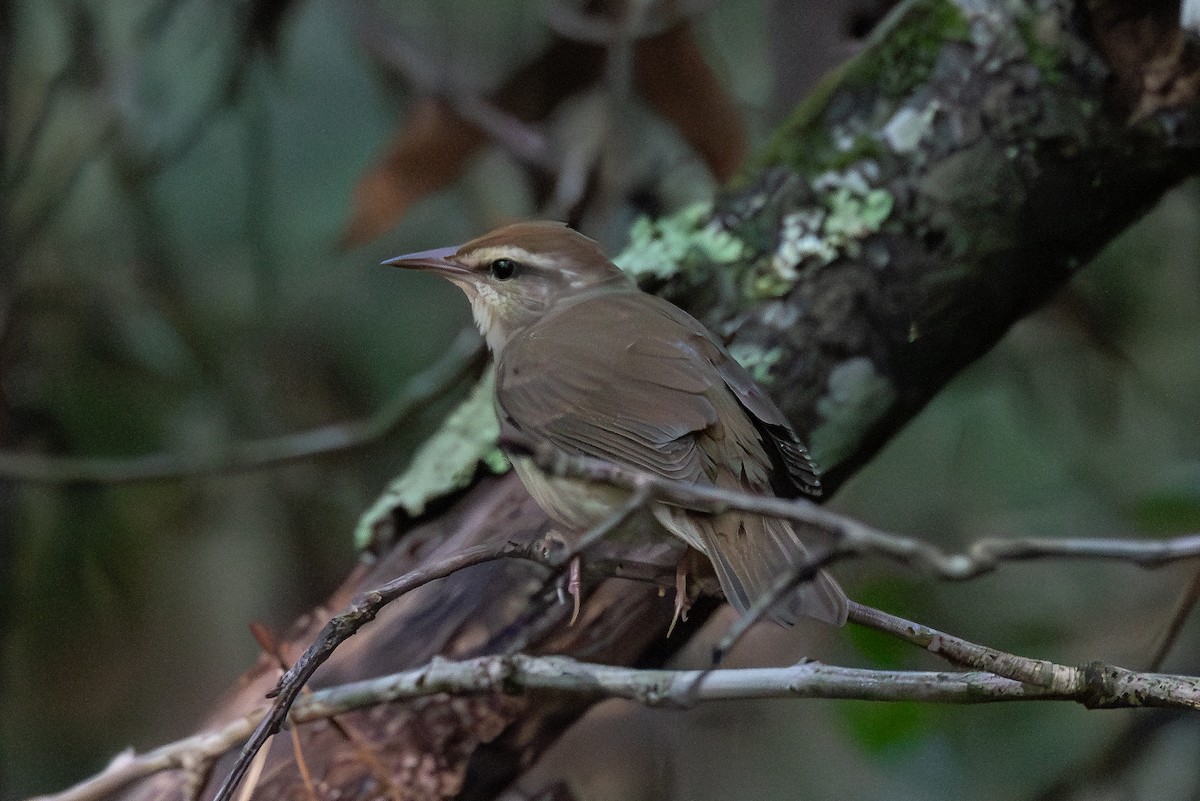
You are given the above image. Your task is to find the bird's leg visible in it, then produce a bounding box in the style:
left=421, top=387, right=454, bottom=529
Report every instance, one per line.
left=534, top=529, right=585, bottom=624
left=552, top=487, right=651, bottom=626
left=533, top=529, right=574, bottom=603
left=668, top=548, right=699, bottom=638
left=568, top=555, right=582, bottom=625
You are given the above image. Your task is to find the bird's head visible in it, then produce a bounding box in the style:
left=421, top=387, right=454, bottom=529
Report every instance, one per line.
left=385, top=221, right=630, bottom=352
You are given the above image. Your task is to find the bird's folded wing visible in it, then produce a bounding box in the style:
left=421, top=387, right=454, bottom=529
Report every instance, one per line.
left=497, top=291, right=820, bottom=495
left=496, top=291, right=757, bottom=487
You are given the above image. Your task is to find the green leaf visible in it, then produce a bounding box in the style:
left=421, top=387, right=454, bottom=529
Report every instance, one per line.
left=1132, top=489, right=1200, bottom=534
left=355, top=373, right=506, bottom=551
left=841, top=700, right=934, bottom=753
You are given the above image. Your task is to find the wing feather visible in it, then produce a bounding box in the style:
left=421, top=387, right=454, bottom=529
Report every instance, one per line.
left=497, top=288, right=844, bottom=624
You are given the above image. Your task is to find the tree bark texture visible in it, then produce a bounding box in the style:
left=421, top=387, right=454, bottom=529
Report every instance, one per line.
left=100, top=1, right=1200, bottom=800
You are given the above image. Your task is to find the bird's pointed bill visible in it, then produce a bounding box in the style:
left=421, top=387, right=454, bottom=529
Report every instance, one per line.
left=383, top=245, right=467, bottom=274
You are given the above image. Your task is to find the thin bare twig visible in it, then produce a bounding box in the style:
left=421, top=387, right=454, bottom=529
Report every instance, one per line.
left=211, top=538, right=542, bottom=801
left=511, top=439, right=1200, bottom=578
left=297, top=653, right=1067, bottom=713
left=351, top=0, right=555, bottom=169
left=699, top=574, right=1080, bottom=698
left=847, top=602, right=1072, bottom=686
left=34, top=637, right=1200, bottom=801
left=0, top=331, right=483, bottom=483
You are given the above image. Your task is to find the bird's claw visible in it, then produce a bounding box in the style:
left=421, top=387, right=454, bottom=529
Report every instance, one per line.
left=568, top=556, right=582, bottom=625
left=667, top=559, right=693, bottom=638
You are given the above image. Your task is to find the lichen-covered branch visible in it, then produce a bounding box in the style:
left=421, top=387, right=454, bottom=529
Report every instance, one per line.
left=212, top=431, right=1200, bottom=801
left=617, top=0, right=1200, bottom=488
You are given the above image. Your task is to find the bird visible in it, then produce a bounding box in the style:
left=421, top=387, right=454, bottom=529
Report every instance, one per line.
left=385, top=221, right=848, bottom=630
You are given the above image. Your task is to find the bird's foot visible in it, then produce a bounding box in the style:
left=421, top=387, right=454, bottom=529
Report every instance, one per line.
left=567, top=555, right=582, bottom=625
left=667, top=557, right=694, bottom=638
left=535, top=529, right=573, bottom=561
left=536, top=529, right=582, bottom=624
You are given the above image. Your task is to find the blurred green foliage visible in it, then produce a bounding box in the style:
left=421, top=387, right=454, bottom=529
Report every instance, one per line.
left=3, top=0, right=479, bottom=792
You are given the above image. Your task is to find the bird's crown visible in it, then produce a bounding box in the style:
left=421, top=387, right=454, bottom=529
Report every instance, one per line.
left=386, top=221, right=631, bottom=352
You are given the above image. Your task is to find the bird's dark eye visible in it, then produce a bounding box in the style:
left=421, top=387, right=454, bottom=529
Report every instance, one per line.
left=489, top=258, right=518, bottom=280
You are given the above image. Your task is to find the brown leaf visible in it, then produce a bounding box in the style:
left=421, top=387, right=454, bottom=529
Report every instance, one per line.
left=1086, top=0, right=1200, bottom=121
left=249, top=621, right=282, bottom=659
left=341, top=98, right=487, bottom=249
left=342, top=34, right=606, bottom=249
left=635, top=21, right=748, bottom=182
left=345, top=14, right=750, bottom=245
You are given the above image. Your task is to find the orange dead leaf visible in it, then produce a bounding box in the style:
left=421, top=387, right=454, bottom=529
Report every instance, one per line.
left=635, top=22, right=748, bottom=182
left=249, top=621, right=282, bottom=658
left=344, top=29, right=606, bottom=248
left=341, top=99, right=486, bottom=249
left=1086, top=1, right=1200, bottom=121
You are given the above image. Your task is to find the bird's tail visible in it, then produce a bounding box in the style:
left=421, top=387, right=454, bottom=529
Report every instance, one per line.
left=654, top=504, right=848, bottom=627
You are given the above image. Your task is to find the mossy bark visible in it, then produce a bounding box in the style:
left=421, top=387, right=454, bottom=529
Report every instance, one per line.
left=633, top=0, right=1200, bottom=488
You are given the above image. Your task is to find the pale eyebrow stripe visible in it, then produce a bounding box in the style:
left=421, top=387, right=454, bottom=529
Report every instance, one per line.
left=463, top=245, right=557, bottom=270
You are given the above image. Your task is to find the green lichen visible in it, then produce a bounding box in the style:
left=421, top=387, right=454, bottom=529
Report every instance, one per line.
left=881, top=101, right=940, bottom=154
left=615, top=202, right=747, bottom=280
left=355, top=373, right=508, bottom=552
left=729, top=343, right=784, bottom=384
left=863, top=0, right=969, bottom=99
left=809, top=357, right=896, bottom=468
left=755, top=0, right=968, bottom=175
left=824, top=185, right=895, bottom=243
left=746, top=169, right=895, bottom=301
left=1016, top=10, right=1065, bottom=83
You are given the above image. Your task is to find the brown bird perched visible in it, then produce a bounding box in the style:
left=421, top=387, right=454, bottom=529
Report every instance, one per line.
left=386, top=221, right=847, bottom=629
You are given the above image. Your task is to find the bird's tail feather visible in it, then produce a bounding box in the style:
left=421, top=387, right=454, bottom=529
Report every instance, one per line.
left=655, top=505, right=848, bottom=627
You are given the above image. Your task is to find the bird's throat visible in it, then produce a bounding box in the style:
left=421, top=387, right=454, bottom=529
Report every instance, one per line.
left=466, top=286, right=510, bottom=353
